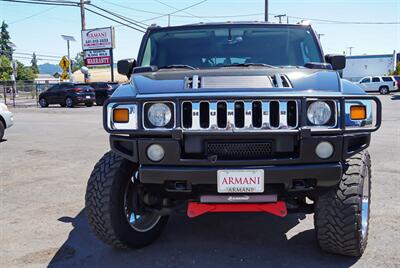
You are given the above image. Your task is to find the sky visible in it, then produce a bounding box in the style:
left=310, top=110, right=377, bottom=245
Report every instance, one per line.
left=0, top=0, right=399, bottom=66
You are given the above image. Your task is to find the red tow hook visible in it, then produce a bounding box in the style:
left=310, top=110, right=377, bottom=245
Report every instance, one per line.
left=187, top=201, right=287, bottom=218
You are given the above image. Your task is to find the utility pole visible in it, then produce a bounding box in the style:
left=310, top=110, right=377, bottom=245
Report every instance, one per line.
left=274, top=14, right=286, bottom=24
left=265, top=0, right=268, bottom=22
left=347, top=46, right=354, bottom=56
left=168, top=14, right=171, bottom=26
left=80, top=0, right=86, bottom=30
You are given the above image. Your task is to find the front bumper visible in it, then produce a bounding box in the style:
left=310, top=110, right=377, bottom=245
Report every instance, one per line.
left=140, top=162, right=342, bottom=188
left=2, top=111, right=14, bottom=128
left=110, top=130, right=371, bottom=191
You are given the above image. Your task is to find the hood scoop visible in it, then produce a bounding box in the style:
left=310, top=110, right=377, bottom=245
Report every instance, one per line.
left=185, top=74, right=292, bottom=89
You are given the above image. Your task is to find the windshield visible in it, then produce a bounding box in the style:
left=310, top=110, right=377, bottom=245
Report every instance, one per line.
left=140, top=25, right=323, bottom=68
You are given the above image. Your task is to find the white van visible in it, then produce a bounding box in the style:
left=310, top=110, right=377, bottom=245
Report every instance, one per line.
left=357, top=76, right=396, bottom=94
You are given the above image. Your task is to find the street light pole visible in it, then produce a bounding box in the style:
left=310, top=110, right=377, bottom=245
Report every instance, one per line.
left=347, top=46, right=354, bottom=56
left=265, top=0, right=268, bottom=22
left=80, top=0, right=86, bottom=31
left=274, top=14, right=286, bottom=24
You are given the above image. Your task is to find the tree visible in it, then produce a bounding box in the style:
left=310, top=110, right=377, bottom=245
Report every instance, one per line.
left=0, top=21, right=12, bottom=60
left=31, top=52, right=39, bottom=74
left=16, top=60, right=36, bottom=81
left=389, top=62, right=400, bottom=76
left=0, top=55, right=12, bottom=80
left=71, top=52, right=84, bottom=73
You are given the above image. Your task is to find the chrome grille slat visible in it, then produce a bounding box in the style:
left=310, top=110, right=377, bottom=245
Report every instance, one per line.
left=226, top=102, right=235, bottom=129
left=244, top=101, right=253, bottom=129
left=279, top=101, right=288, bottom=129
left=209, top=102, right=218, bottom=129
left=191, top=102, right=201, bottom=130
left=181, top=100, right=298, bottom=131
left=262, top=101, right=270, bottom=129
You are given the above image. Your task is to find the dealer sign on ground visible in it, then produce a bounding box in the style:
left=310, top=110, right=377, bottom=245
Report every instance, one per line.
left=81, top=27, right=115, bottom=50
left=84, top=49, right=111, bottom=67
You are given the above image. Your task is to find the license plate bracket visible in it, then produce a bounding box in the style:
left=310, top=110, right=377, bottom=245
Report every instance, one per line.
left=217, top=169, right=264, bottom=193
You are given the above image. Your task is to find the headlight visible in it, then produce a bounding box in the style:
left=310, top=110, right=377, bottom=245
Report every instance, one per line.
left=307, top=101, right=332, bottom=125
left=147, top=103, right=172, bottom=127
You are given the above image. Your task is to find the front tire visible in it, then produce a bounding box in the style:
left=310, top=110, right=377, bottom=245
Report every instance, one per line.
left=0, top=120, right=4, bottom=141
left=314, top=150, right=371, bottom=256
left=65, top=97, right=74, bottom=108
left=39, top=98, right=48, bottom=108
left=85, top=151, right=169, bottom=249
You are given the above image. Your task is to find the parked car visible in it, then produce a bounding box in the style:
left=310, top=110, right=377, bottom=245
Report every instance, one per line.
left=85, top=22, right=382, bottom=257
left=89, top=82, right=119, bottom=106
left=393, top=76, right=400, bottom=90
left=357, top=76, right=396, bottom=94
left=0, top=103, right=14, bottom=141
left=38, top=83, right=95, bottom=108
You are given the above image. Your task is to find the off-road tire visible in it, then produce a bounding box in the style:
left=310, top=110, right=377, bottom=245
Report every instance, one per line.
left=0, top=120, right=4, bottom=141
left=85, top=151, right=169, bottom=249
left=315, top=150, right=371, bottom=256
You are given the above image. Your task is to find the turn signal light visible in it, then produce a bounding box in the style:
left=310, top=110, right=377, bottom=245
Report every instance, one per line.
left=350, top=105, right=366, bottom=120
left=113, top=108, right=129, bottom=123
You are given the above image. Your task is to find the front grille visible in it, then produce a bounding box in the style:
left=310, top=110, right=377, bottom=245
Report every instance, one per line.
left=207, top=141, right=273, bottom=160
left=182, top=100, right=298, bottom=131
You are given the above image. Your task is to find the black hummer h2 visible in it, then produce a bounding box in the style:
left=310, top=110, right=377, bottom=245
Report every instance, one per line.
left=85, top=22, right=381, bottom=256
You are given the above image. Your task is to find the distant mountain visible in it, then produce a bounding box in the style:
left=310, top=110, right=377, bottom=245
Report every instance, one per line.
left=39, top=63, right=61, bottom=75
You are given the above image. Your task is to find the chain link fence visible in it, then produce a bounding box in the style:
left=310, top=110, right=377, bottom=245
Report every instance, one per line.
left=1, top=81, right=59, bottom=107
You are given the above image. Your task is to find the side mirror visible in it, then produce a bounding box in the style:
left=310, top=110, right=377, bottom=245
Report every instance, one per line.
left=117, top=59, right=137, bottom=78
left=325, top=54, right=346, bottom=70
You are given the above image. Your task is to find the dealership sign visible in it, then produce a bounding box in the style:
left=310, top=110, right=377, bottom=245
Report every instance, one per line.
left=81, top=27, right=115, bottom=50
left=84, top=49, right=111, bottom=67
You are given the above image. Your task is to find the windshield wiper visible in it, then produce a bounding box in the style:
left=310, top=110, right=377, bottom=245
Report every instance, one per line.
left=158, top=64, right=198, bottom=70
left=222, top=63, right=277, bottom=68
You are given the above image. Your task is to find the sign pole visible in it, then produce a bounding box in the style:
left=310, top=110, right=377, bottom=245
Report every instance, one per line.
left=110, top=48, right=114, bottom=82
left=67, top=40, right=72, bottom=82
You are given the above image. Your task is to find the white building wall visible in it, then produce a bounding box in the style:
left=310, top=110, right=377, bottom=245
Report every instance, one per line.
left=342, top=53, right=396, bottom=82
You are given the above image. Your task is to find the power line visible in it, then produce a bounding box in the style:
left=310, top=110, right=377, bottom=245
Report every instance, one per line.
left=0, top=0, right=78, bottom=7
left=153, top=0, right=210, bottom=23
left=14, top=52, right=61, bottom=58
left=8, top=6, right=58, bottom=24
left=87, top=3, right=148, bottom=29
left=99, top=0, right=164, bottom=16
left=15, top=49, right=63, bottom=56
left=13, top=55, right=60, bottom=61
left=140, top=0, right=208, bottom=23
left=84, top=7, right=146, bottom=32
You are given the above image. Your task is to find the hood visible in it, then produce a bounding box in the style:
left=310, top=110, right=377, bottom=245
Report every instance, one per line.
left=131, top=68, right=341, bottom=95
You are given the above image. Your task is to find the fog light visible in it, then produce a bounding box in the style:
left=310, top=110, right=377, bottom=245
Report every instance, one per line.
left=315, top=141, right=334, bottom=159
left=147, top=144, right=165, bottom=162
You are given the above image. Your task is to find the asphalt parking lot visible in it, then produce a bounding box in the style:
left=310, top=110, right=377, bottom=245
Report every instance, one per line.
left=1, top=94, right=399, bottom=268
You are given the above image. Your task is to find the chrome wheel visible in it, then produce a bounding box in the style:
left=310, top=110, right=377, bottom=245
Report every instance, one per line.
left=123, top=177, right=161, bottom=233
left=361, top=167, right=370, bottom=240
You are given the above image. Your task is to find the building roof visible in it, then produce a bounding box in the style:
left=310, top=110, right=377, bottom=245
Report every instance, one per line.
left=72, top=67, right=127, bottom=83
left=346, top=54, right=395, bottom=60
